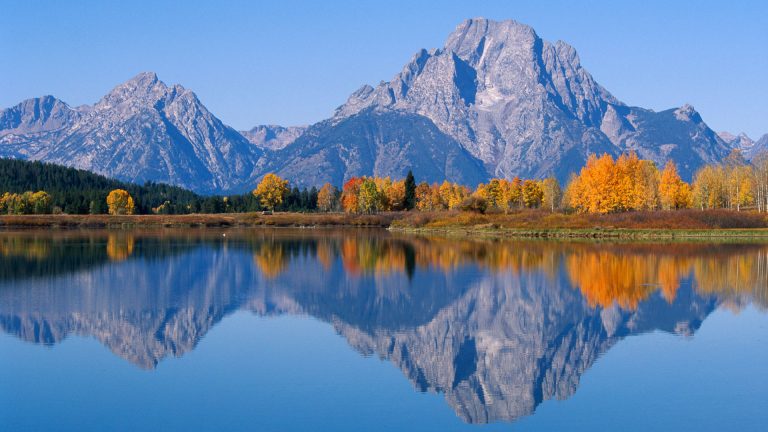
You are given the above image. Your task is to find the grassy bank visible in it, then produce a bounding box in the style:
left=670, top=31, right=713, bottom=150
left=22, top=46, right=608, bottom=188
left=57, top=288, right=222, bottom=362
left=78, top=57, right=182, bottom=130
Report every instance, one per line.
left=2, top=209, right=768, bottom=238
left=389, top=209, right=768, bottom=239
left=0, top=213, right=395, bottom=229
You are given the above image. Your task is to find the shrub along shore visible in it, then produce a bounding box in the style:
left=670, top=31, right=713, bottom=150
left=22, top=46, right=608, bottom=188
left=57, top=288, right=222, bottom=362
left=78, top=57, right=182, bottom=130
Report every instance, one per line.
left=2, top=209, right=768, bottom=239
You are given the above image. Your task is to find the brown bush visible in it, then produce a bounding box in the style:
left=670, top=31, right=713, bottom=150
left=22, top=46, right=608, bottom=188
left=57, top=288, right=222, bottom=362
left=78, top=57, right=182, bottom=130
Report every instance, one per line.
left=459, top=196, right=488, bottom=214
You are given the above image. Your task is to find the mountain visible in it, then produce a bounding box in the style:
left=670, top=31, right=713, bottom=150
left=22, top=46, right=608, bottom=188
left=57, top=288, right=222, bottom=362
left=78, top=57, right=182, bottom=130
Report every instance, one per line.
left=241, top=125, right=306, bottom=151
left=0, top=95, right=84, bottom=158
left=0, top=73, right=262, bottom=193
left=0, top=19, right=739, bottom=190
left=719, top=131, right=756, bottom=155
left=331, top=18, right=731, bottom=182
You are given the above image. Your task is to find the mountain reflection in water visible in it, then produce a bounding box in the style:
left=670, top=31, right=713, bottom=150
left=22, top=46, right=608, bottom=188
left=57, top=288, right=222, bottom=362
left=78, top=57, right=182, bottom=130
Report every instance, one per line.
left=0, top=229, right=766, bottom=424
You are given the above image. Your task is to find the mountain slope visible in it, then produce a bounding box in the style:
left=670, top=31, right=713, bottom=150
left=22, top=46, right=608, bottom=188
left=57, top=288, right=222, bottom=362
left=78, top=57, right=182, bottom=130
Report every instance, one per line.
left=266, top=109, right=489, bottom=188
left=753, top=134, right=768, bottom=159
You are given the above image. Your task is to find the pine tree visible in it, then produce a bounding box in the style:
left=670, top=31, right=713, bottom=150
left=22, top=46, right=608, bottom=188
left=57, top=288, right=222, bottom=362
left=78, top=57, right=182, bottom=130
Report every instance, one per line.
left=404, top=170, right=416, bottom=210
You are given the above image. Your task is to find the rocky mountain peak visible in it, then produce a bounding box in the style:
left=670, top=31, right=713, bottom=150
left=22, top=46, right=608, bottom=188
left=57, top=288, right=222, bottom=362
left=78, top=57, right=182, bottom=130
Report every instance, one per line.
left=674, top=104, right=701, bottom=122
left=96, top=71, right=169, bottom=109
left=444, top=18, right=539, bottom=66
left=241, top=124, right=307, bottom=151
left=0, top=95, right=77, bottom=134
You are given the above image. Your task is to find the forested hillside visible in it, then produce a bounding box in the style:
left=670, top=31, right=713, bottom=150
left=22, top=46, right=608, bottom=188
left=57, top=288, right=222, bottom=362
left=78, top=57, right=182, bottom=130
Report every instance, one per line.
left=0, top=158, right=205, bottom=214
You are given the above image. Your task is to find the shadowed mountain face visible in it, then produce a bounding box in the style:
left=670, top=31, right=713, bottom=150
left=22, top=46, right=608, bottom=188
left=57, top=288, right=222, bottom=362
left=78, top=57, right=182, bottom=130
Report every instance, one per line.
left=0, top=18, right=738, bottom=191
left=0, top=230, right=765, bottom=423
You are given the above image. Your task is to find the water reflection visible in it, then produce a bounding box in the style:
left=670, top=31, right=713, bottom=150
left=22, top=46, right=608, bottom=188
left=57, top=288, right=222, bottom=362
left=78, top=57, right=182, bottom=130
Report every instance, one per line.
left=0, top=229, right=765, bottom=423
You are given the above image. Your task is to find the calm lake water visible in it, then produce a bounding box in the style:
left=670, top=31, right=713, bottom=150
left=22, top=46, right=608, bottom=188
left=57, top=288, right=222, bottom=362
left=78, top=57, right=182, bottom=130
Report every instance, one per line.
left=0, top=229, right=766, bottom=431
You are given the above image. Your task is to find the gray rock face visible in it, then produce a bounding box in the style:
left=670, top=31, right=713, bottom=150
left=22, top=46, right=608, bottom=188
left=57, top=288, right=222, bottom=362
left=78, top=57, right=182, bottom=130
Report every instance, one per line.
left=241, top=125, right=306, bottom=151
left=0, top=73, right=263, bottom=193
left=334, top=18, right=731, bottom=181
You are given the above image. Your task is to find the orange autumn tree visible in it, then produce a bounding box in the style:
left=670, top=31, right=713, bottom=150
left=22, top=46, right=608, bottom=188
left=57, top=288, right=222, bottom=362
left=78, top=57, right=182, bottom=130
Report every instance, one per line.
left=659, top=161, right=693, bottom=210
left=567, top=152, right=662, bottom=213
left=341, top=177, right=363, bottom=213
left=386, top=179, right=407, bottom=211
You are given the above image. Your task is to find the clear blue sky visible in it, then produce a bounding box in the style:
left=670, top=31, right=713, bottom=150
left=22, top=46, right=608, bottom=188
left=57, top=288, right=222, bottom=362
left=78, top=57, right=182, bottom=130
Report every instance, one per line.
left=1, top=0, right=766, bottom=137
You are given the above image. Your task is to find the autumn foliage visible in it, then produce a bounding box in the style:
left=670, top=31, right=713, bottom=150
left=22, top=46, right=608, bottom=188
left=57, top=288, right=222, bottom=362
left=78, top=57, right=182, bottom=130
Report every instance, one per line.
left=106, top=189, right=135, bottom=215
left=0, top=191, right=53, bottom=215
left=253, top=173, right=289, bottom=211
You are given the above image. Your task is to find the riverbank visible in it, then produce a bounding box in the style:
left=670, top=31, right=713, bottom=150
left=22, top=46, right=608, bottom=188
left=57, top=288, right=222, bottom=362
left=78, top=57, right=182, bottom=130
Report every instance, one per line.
left=0, top=213, right=395, bottom=229
left=2, top=209, right=768, bottom=238
left=389, top=209, right=768, bottom=239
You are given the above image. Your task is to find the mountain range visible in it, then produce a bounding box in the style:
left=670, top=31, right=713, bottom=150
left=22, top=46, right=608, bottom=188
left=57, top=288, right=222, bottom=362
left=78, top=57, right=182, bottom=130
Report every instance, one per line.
left=1, top=18, right=762, bottom=193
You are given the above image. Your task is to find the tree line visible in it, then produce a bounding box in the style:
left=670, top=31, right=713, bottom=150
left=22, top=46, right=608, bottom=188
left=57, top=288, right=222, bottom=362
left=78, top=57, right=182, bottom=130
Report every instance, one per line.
left=283, top=149, right=768, bottom=214
left=4, top=150, right=768, bottom=216
left=0, top=159, right=319, bottom=214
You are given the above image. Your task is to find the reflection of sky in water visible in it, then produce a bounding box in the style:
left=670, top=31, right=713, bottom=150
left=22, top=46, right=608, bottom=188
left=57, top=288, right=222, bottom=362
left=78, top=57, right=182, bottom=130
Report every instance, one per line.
left=0, top=230, right=766, bottom=431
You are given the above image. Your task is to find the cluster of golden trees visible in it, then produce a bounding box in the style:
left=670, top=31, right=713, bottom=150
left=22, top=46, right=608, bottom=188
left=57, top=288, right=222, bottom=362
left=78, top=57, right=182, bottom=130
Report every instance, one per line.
left=690, top=152, right=768, bottom=211
left=336, top=176, right=557, bottom=213
left=337, top=175, right=418, bottom=213
left=565, top=151, right=768, bottom=213
left=474, top=177, right=562, bottom=212
left=0, top=191, right=53, bottom=215
left=565, top=153, right=688, bottom=213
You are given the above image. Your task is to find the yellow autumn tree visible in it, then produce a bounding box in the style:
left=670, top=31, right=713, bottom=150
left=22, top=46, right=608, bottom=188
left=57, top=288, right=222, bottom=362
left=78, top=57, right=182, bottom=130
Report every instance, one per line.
left=522, top=180, right=543, bottom=208
left=692, top=165, right=727, bottom=209
left=106, top=189, right=135, bottom=215
left=357, top=177, right=383, bottom=214
left=317, top=183, right=338, bottom=212
left=730, top=165, right=754, bottom=211
left=541, top=177, right=562, bottom=212
left=253, top=173, right=289, bottom=211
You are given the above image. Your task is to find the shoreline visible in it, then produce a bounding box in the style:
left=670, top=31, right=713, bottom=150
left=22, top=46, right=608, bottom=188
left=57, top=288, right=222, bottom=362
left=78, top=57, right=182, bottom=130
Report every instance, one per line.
left=388, top=226, right=768, bottom=239
left=2, top=211, right=768, bottom=239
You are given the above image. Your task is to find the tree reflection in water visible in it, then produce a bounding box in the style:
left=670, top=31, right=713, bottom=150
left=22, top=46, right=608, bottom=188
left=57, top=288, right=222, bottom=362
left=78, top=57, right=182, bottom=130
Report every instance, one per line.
left=0, top=229, right=765, bottom=423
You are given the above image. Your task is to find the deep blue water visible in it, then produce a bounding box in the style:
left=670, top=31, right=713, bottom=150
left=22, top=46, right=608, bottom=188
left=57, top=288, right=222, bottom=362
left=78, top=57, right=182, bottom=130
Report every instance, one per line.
left=0, top=229, right=766, bottom=431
